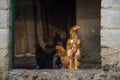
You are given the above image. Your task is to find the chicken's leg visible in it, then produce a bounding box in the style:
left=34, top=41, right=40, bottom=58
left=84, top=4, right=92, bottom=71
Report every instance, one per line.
left=75, top=58, right=79, bottom=70
left=69, top=59, right=73, bottom=69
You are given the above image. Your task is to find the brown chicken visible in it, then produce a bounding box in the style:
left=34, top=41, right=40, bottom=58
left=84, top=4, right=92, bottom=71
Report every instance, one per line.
left=67, top=25, right=81, bottom=70
left=55, top=43, right=70, bottom=69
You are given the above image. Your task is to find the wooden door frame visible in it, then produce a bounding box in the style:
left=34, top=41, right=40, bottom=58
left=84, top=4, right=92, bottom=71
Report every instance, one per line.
left=11, top=0, right=15, bottom=69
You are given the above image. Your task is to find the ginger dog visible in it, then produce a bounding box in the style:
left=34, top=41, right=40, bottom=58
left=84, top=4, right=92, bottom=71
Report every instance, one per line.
left=67, top=25, right=81, bottom=70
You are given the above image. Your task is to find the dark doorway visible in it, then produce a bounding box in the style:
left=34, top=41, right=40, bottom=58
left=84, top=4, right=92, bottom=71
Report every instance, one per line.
left=14, top=0, right=101, bottom=69
left=14, top=0, right=76, bottom=69
left=37, top=0, right=76, bottom=45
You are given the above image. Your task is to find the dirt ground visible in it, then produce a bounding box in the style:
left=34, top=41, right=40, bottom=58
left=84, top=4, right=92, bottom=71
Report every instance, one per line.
left=14, top=53, right=101, bottom=69
left=14, top=53, right=37, bottom=69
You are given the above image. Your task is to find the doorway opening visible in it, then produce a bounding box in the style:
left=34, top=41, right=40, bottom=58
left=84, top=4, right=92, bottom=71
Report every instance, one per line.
left=13, top=0, right=101, bottom=69
left=14, top=0, right=76, bottom=69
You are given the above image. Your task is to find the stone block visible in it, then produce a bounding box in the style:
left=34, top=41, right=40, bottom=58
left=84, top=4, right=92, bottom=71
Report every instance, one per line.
left=101, top=9, right=120, bottom=29
left=101, top=48, right=120, bottom=68
left=102, top=0, right=120, bottom=8
left=0, top=48, right=9, bottom=71
left=0, top=29, right=10, bottom=49
left=0, top=0, right=10, bottom=9
left=101, top=30, right=120, bottom=48
left=0, top=10, right=9, bottom=29
left=0, top=57, right=9, bottom=71
left=0, top=48, right=9, bottom=57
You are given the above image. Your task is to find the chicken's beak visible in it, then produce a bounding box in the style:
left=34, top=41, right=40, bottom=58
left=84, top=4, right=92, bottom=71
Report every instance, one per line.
left=55, top=45, right=59, bottom=50
left=73, top=25, right=80, bottom=31
left=75, top=25, right=80, bottom=30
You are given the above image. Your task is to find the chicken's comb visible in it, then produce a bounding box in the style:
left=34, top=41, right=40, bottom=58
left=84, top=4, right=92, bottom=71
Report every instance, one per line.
left=57, top=42, right=62, bottom=46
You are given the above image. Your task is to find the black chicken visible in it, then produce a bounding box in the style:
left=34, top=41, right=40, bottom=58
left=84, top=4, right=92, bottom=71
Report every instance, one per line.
left=34, top=44, right=57, bottom=69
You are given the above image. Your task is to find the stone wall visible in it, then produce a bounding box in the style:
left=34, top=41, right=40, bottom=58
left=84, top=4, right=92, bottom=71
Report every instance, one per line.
left=101, top=0, right=120, bottom=69
left=1, top=69, right=102, bottom=80
left=1, top=69, right=120, bottom=80
left=0, top=0, right=11, bottom=71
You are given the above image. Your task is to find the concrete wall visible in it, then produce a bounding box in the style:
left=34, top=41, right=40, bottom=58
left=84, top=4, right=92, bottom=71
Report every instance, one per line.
left=76, top=0, right=101, bottom=63
left=101, top=0, right=120, bottom=69
left=0, top=0, right=11, bottom=71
